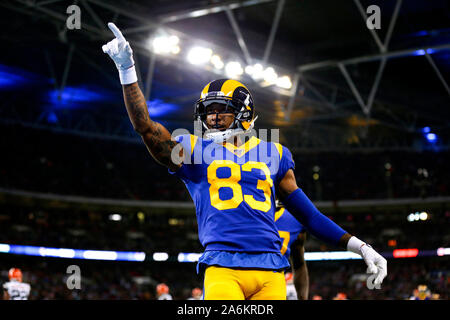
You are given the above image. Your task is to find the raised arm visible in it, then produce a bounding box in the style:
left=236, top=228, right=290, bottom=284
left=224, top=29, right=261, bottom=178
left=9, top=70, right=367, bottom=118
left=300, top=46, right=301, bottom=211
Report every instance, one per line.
left=122, top=82, right=181, bottom=171
left=102, top=22, right=182, bottom=171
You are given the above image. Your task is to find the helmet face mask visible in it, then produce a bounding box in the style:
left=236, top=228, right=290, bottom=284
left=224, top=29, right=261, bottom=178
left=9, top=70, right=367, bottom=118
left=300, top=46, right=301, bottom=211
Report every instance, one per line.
left=194, top=79, right=256, bottom=143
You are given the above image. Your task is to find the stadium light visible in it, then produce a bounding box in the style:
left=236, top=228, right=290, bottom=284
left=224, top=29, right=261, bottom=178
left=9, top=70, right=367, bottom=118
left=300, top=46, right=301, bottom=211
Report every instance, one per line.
left=250, top=63, right=264, bottom=80
left=419, top=212, right=428, bottom=221
left=187, top=47, right=213, bottom=65
left=0, top=64, right=29, bottom=88
left=225, top=61, right=244, bottom=78
left=153, top=252, right=169, bottom=261
left=0, top=243, right=146, bottom=261
left=426, top=133, right=437, bottom=143
left=413, top=49, right=426, bottom=56
left=437, top=247, right=450, bottom=256
left=407, top=212, right=420, bottom=222
left=39, top=247, right=75, bottom=259
left=0, top=244, right=11, bottom=253
left=304, top=251, right=362, bottom=261
left=177, top=252, right=202, bottom=262
left=2, top=243, right=449, bottom=261
left=83, top=250, right=118, bottom=260
left=393, top=248, right=419, bottom=258
left=422, top=127, right=431, bottom=133
left=244, top=65, right=254, bottom=75
left=210, top=54, right=224, bottom=69
left=276, top=75, right=292, bottom=89
left=407, top=211, right=429, bottom=222
left=263, top=67, right=278, bottom=85
left=109, top=214, right=122, bottom=221
left=152, top=35, right=180, bottom=55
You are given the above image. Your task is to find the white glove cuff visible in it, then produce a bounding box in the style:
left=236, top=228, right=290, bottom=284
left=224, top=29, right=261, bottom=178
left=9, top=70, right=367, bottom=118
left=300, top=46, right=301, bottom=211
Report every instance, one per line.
left=347, top=236, right=366, bottom=255
left=119, top=65, right=138, bottom=85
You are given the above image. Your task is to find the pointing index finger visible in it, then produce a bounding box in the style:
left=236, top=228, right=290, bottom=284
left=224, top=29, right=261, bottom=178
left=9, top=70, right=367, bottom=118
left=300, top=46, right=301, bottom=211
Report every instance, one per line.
left=108, top=22, right=125, bottom=41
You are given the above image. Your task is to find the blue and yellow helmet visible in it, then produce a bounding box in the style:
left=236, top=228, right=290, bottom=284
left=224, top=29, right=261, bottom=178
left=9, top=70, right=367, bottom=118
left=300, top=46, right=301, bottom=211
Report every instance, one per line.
left=194, top=79, right=256, bottom=139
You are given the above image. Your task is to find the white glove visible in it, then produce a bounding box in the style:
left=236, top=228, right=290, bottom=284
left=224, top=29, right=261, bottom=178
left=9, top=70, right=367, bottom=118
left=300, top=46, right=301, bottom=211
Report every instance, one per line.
left=102, top=22, right=137, bottom=85
left=347, top=236, right=387, bottom=286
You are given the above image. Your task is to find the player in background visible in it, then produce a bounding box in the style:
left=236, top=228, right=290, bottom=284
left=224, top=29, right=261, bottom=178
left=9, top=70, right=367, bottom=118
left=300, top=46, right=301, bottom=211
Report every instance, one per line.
left=187, top=287, right=203, bottom=300
left=333, top=292, right=348, bottom=300
left=156, top=283, right=173, bottom=300
left=284, top=273, right=297, bottom=300
left=275, top=201, right=308, bottom=300
left=102, top=23, right=387, bottom=300
left=3, top=268, right=31, bottom=300
left=409, top=284, right=431, bottom=300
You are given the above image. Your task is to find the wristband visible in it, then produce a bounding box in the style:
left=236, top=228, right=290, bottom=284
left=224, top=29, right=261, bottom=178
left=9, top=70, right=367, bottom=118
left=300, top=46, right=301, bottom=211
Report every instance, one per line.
left=347, top=236, right=366, bottom=255
left=119, top=65, right=138, bottom=85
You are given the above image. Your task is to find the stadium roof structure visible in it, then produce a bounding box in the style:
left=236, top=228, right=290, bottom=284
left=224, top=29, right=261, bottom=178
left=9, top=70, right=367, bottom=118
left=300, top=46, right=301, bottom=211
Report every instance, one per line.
left=0, top=0, right=449, bottom=151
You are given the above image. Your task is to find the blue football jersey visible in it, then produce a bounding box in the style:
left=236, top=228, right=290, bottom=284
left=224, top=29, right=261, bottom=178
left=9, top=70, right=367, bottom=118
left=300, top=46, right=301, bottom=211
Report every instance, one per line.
left=170, top=134, right=295, bottom=256
left=274, top=207, right=306, bottom=258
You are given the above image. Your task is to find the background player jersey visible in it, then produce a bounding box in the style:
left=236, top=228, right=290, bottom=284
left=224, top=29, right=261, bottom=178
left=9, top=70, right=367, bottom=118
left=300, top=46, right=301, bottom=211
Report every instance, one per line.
left=286, top=283, right=298, bottom=300
left=158, top=293, right=173, bottom=300
left=170, top=134, right=295, bottom=255
left=274, top=207, right=306, bottom=258
left=3, top=281, right=31, bottom=300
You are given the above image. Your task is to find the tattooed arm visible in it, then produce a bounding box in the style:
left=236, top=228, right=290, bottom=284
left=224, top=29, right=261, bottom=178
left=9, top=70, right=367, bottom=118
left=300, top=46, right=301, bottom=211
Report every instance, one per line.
left=101, top=23, right=183, bottom=172
left=122, top=82, right=183, bottom=172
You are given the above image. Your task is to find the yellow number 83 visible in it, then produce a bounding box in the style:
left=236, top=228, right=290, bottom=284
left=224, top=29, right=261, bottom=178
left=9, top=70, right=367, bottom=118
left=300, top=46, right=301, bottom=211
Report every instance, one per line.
left=207, top=160, right=274, bottom=212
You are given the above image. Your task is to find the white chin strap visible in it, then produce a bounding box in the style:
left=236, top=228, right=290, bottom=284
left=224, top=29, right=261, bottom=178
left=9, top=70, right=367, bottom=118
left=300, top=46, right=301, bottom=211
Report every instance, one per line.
left=204, top=116, right=258, bottom=143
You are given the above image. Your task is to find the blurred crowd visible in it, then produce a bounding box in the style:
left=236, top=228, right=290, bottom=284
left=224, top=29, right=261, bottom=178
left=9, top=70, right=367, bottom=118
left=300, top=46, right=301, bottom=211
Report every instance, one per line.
left=1, top=124, right=449, bottom=202
left=1, top=256, right=448, bottom=300
left=306, top=258, right=448, bottom=300
left=1, top=202, right=449, bottom=254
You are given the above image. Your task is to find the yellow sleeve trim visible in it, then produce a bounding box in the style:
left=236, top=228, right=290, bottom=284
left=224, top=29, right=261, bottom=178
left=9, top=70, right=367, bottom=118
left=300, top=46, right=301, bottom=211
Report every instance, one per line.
left=274, top=207, right=285, bottom=222
left=274, top=143, right=283, bottom=161
left=190, top=135, right=198, bottom=155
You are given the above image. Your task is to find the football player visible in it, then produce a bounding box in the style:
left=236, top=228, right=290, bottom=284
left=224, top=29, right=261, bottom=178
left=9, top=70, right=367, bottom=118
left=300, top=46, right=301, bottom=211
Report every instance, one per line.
left=409, top=284, right=431, bottom=300
left=102, top=23, right=387, bottom=300
left=3, top=268, right=31, bottom=300
left=275, top=201, right=308, bottom=300
left=156, top=283, right=173, bottom=300
left=187, top=287, right=203, bottom=300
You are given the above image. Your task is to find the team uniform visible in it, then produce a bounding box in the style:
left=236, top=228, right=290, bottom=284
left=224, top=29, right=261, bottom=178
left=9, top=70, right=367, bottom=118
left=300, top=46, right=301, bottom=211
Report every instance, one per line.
left=158, top=293, right=173, bottom=300
left=104, top=24, right=388, bottom=299
left=156, top=283, right=172, bottom=300
left=3, top=281, right=31, bottom=300
left=284, top=273, right=298, bottom=300
left=170, top=132, right=295, bottom=299
left=275, top=206, right=306, bottom=300
left=274, top=207, right=306, bottom=259
left=187, top=287, right=203, bottom=300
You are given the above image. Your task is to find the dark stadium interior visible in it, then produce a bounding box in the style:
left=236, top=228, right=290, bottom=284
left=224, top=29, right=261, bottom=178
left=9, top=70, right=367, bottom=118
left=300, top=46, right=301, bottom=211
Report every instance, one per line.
left=0, top=0, right=449, bottom=301
left=1, top=254, right=448, bottom=300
